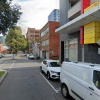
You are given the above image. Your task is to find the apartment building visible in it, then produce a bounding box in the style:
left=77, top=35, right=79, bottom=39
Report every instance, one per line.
left=48, top=9, right=60, bottom=22
left=40, top=21, right=59, bottom=60
left=56, top=0, right=100, bottom=63
left=26, top=28, right=40, bottom=51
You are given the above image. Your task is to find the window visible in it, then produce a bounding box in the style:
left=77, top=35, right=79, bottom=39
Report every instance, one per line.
left=42, top=40, right=49, bottom=46
left=65, top=40, right=69, bottom=58
left=49, top=62, right=61, bottom=67
left=45, top=40, right=49, bottom=45
left=93, top=70, right=100, bottom=90
left=42, top=41, right=45, bottom=46
left=41, top=28, right=49, bottom=37
left=55, top=26, right=59, bottom=29
left=30, top=35, right=33, bottom=37
left=43, top=61, right=47, bottom=65
left=30, top=30, right=34, bottom=33
left=35, top=35, right=39, bottom=37
left=35, top=30, right=39, bottom=33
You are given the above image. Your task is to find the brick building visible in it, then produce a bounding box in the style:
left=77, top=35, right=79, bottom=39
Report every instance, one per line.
left=0, top=43, right=3, bottom=53
left=26, top=28, right=40, bottom=52
left=40, top=21, right=59, bottom=60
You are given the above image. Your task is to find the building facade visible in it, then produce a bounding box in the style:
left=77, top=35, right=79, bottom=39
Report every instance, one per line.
left=0, top=43, right=3, bottom=53
left=26, top=28, right=40, bottom=52
left=33, top=43, right=40, bottom=58
left=40, top=21, right=59, bottom=60
left=48, top=9, right=60, bottom=22
left=56, top=0, right=100, bottom=64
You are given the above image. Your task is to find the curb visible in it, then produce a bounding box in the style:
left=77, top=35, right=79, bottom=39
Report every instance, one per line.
left=0, top=70, right=7, bottom=85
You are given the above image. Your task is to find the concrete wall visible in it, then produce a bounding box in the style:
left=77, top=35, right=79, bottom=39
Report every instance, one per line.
left=84, top=44, right=100, bottom=64
left=59, top=0, right=70, bottom=63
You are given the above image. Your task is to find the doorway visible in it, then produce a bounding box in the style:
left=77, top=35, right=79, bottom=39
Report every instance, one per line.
left=61, top=41, right=64, bottom=63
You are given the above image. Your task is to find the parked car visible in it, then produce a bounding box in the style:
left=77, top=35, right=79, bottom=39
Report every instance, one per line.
left=0, top=55, right=2, bottom=58
left=28, top=54, right=35, bottom=59
left=60, top=62, right=100, bottom=100
left=41, top=60, right=61, bottom=79
left=1, top=54, right=3, bottom=58
left=26, top=54, right=29, bottom=58
left=24, top=53, right=27, bottom=56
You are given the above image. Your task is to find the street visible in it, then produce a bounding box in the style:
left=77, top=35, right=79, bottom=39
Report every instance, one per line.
left=0, top=54, right=74, bottom=100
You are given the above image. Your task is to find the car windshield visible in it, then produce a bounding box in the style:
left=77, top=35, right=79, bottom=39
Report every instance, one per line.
left=93, top=70, right=100, bottom=90
left=49, top=62, right=61, bottom=67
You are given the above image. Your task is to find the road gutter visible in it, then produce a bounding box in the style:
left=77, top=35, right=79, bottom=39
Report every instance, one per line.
left=0, top=60, right=16, bottom=85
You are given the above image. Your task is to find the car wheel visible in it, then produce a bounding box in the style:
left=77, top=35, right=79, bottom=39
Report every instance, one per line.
left=61, top=84, right=70, bottom=98
left=47, top=72, right=51, bottom=80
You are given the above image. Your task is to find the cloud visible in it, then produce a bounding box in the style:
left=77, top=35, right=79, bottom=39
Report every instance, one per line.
left=12, top=0, right=59, bottom=35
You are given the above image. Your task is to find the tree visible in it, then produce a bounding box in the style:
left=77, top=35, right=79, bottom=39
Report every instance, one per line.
left=0, top=0, right=22, bottom=35
left=35, top=37, right=40, bottom=43
left=22, top=38, right=29, bottom=53
left=5, top=26, right=27, bottom=54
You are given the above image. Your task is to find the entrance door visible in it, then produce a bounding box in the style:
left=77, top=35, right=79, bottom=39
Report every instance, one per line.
left=69, top=38, right=78, bottom=62
left=46, top=52, right=49, bottom=59
left=61, top=41, right=64, bottom=63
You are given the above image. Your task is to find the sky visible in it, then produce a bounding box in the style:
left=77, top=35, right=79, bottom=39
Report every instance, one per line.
left=12, top=0, right=59, bottom=36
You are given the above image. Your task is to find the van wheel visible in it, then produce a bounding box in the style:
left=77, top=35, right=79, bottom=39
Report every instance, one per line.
left=47, top=72, right=50, bottom=80
left=61, top=84, right=70, bottom=98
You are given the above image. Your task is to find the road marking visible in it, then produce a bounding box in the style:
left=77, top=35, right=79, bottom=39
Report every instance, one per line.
left=8, top=60, right=16, bottom=72
left=0, top=61, right=8, bottom=67
left=40, top=72, right=59, bottom=93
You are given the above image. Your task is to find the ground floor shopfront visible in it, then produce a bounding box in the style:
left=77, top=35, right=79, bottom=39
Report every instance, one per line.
left=61, top=32, right=100, bottom=64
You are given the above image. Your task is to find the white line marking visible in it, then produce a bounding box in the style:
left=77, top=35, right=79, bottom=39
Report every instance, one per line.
left=8, top=60, right=16, bottom=72
left=0, top=61, right=8, bottom=67
left=40, top=72, right=59, bottom=93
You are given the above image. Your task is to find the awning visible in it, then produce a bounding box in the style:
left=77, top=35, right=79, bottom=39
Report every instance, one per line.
left=56, top=5, right=100, bottom=34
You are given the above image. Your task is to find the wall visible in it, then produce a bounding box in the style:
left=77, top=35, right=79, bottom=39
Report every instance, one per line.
left=49, top=21, right=60, bottom=60
left=59, top=0, right=70, bottom=63
left=84, top=44, right=100, bottom=63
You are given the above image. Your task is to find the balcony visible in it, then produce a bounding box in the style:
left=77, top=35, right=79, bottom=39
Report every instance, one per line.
left=56, top=4, right=100, bottom=34
left=68, top=0, right=81, bottom=19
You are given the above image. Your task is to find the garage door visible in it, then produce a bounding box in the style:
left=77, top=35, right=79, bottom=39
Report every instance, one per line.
left=46, top=52, right=49, bottom=59
left=69, top=38, right=78, bottom=62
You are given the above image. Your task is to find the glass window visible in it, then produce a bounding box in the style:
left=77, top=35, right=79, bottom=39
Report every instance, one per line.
left=65, top=45, right=69, bottom=49
left=43, top=61, right=47, bottom=65
left=65, top=49, right=69, bottom=58
left=49, top=62, right=61, bottom=67
left=93, top=70, right=100, bottom=90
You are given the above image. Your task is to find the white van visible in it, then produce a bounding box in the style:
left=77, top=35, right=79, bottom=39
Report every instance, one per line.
left=60, top=62, right=100, bottom=100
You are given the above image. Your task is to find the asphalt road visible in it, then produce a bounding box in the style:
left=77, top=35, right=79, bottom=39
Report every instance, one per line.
left=0, top=54, right=74, bottom=100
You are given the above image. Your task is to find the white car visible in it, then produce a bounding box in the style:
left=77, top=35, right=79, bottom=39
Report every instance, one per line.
left=41, top=60, right=61, bottom=79
left=28, top=54, right=35, bottom=59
